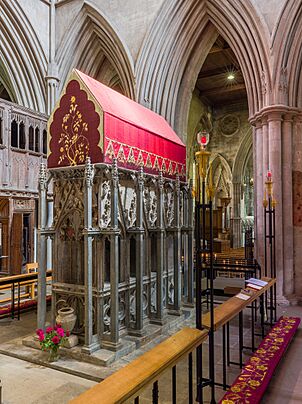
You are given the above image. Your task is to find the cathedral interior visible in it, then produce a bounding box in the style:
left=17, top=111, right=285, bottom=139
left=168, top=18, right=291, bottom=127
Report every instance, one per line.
left=1, top=1, right=302, bottom=403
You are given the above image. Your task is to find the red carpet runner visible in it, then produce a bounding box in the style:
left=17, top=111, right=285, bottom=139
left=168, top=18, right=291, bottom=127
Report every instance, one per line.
left=0, top=295, right=51, bottom=317
left=220, top=316, right=300, bottom=404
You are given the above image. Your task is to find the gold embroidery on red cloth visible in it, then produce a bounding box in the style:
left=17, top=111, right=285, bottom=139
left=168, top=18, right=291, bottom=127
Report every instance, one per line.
left=104, top=137, right=186, bottom=177
left=153, top=156, right=160, bottom=171
left=145, top=153, right=153, bottom=168
left=127, top=147, right=136, bottom=164
left=137, top=150, right=144, bottom=167
left=105, top=139, right=115, bottom=159
left=222, top=317, right=299, bottom=404
left=117, top=144, right=126, bottom=163
left=58, top=96, right=89, bottom=166
left=168, top=161, right=174, bottom=175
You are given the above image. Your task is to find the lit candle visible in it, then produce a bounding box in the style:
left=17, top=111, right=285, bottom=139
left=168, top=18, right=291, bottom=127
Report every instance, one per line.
left=267, top=170, right=272, bottom=180
left=197, top=131, right=208, bottom=147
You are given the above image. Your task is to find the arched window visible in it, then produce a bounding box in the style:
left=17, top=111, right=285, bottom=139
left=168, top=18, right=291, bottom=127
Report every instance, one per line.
left=11, top=120, right=18, bottom=147
left=29, top=126, right=34, bottom=151
left=35, top=127, right=40, bottom=152
left=19, top=122, right=25, bottom=149
left=42, top=129, right=47, bottom=154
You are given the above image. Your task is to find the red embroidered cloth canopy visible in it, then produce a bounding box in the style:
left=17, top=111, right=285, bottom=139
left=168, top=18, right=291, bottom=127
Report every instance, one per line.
left=48, top=69, right=186, bottom=179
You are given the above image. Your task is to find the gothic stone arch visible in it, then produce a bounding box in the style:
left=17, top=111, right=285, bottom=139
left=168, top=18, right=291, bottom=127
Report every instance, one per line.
left=0, top=0, right=47, bottom=111
left=136, top=0, right=271, bottom=140
left=56, top=2, right=135, bottom=99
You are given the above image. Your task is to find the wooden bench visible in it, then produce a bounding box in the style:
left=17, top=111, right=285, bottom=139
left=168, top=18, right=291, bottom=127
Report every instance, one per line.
left=219, top=316, right=300, bottom=404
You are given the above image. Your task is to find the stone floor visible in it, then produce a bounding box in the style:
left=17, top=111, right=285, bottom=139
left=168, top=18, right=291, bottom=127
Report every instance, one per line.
left=0, top=303, right=301, bottom=403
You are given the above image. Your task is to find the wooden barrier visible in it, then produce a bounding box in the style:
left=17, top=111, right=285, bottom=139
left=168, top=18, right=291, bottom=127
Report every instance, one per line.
left=70, top=327, right=208, bottom=404
left=0, top=269, right=52, bottom=319
left=202, top=277, right=276, bottom=331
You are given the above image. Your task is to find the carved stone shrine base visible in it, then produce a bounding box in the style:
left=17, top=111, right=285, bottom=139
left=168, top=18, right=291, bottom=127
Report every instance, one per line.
left=23, top=308, right=194, bottom=366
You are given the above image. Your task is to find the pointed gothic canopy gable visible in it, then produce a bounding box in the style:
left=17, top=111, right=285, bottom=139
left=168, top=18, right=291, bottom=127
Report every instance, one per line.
left=48, top=69, right=186, bottom=179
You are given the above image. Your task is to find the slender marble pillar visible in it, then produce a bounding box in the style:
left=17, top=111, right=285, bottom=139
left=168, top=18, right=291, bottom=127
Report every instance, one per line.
left=131, top=167, right=145, bottom=335
left=262, top=117, right=269, bottom=179
left=37, top=163, right=48, bottom=330
left=82, top=158, right=99, bottom=353
left=293, top=115, right=302, bottom=299
left=231, top=182, right=242, bottom=248
left=46, top=0, right=59, bottom=114
left=109, top=159, right=121, bottom=348
left=152, top=171, right=165, bottom=324
left=186, top=180, right=194, bottom=305
left=268, top=112, right=283, bottom=297
left=171, top=175, right=181, bottom=314
left=254, top=122, right=264, bottom=267
left=282, top=114, right=294, bottom=298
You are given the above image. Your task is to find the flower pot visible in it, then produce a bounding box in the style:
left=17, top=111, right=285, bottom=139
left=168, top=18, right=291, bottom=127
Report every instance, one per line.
left=47, top=349, right=59, bottom=362
left=56, top=306, right=76, bottom=333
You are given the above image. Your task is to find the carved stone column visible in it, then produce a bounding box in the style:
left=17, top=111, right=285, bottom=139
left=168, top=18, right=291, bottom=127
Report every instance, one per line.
left=171, top=175, right=181, bottom=314
left=130, top=167, right=145, bottom=335
left=3, top=107, right=11, bottom=187
left=46, top=0, right=59, bottom=114
left=282, top=113, right=294, bottom=298
left=107, top=159, right=121, bottom=349
left=37, top=163, right=48, bottom=330
left=267, top=111, right=283, bottom=298
left=82, top=158, right=99, bottom=353
left=253, top=120, right=264, bottom=267
left=46, top=201, right=53, bottom=270
left=292, top=114, right=302, bottom=300
left=186, top=180, right=194, bottom=305
left=152, top=171, right=165, bottom=324
left=231, top=182, right=242, bottom=248
left=262, top=116, right=269, bottom=183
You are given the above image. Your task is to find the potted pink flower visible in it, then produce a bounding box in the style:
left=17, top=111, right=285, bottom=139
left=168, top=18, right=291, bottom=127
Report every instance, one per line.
left=36, top=324, right=70, bottom=362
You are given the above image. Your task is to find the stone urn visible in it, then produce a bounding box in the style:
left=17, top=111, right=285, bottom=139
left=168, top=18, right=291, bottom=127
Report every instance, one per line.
left=56, top=306, right=77, bottom=333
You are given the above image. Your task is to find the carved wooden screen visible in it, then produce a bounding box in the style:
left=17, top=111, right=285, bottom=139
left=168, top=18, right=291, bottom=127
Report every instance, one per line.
left=0, top=199, right=9, bottom=273
left=10, top=213, right=23, bottom=274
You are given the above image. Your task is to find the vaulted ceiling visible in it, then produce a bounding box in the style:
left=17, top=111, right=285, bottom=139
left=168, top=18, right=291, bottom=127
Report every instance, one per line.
left=196, top=36, right=247, bottom=108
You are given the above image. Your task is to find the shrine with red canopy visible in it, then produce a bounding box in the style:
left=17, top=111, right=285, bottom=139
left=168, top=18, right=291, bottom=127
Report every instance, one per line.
left=38, top=69, right=193, bottom=355
left=48, top=69, right=186, bottom=179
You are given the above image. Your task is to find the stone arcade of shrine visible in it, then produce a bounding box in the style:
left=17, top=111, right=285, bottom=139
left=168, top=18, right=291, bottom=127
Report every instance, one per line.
left=37, top=70, right=194, bottom=353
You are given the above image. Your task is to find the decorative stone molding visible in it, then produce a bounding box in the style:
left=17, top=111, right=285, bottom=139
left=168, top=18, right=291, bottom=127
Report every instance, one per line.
left=84, top=157, right=94, bottom=187
left=13, top=198, right=35, bottom=211
left=219, top=114, right=240, bottom=137
left=38, top=163, right=48, bottom=190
